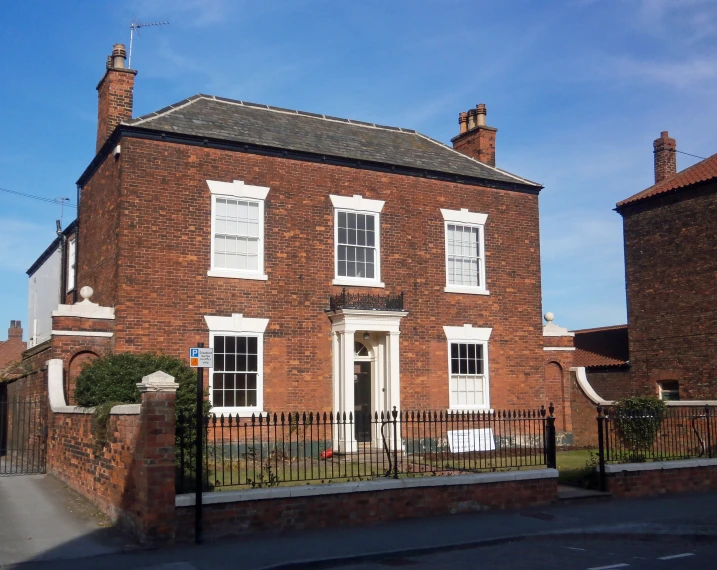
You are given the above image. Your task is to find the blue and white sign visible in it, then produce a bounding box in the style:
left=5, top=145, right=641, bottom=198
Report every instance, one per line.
left=189, top=347, right=213, bottom=368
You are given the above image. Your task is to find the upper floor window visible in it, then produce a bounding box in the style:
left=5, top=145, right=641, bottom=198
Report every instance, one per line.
left=207, top=180, right=270, bottom=281
left=444, top=325, right=492, bottom=411
left=330, top=194, right=385, bottom=288
left=66, top=237, right=76, bottom=293
left=441, top=208, right=488, bottom=295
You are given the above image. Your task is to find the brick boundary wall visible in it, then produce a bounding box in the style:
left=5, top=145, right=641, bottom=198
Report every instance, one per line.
left=48, top=408, right=141, bottom=523
left=174, top=470, right=558, bottom=542
left=45, top=360, right=178, bottom=544
left=605, top=459, right=717, bottom=498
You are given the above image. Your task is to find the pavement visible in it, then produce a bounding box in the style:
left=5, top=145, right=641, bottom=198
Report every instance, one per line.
left=2, top=476, right=717, bottom=569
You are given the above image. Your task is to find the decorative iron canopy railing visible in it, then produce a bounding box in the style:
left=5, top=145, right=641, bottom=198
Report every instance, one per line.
left=329, top=288, right=404, bottom=311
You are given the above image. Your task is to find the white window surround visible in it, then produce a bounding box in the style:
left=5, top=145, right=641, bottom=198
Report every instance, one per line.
left=207, top=179, right=270, bottom=281
left=205, top=314, right=269, bottom=415
left=66, top=237, right=76, bottom=293
left=444, top=325, right=492, bottom=411
left=330, top=194, right=385, bottom=288
left=441, top=208, right=489, bottom=295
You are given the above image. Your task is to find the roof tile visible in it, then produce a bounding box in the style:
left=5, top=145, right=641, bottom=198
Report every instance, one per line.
left=617, top=152, right=717, bottom=208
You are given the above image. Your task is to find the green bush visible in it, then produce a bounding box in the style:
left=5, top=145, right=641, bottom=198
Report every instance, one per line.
left=74, top=353, right=209, bottom=457
left=612, top=396, right=666, bottom=460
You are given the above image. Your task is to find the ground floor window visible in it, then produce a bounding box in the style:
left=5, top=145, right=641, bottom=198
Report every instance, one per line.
left=443, top=325, right=492, bottom=411
left=212, top=335, right=259, bottom=407
left=658, top=380, right=680, bottom=401
left=204, top=313, right=269, bottom=414
left=449, top=342, right=488, bottom=408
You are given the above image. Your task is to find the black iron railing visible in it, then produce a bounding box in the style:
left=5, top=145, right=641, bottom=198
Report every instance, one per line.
left=0, top=397, right=47, bottom=476
left=176, top=405, right=556, bottom=492
left=329, top=288, right=404, bottom=311
left=598, top=405, right=714, bottom=464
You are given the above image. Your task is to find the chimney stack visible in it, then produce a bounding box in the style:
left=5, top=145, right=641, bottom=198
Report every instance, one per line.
left=96, top=43, right=137, bottom=152
left=452, top=103, right=497, bottom=167
left=8, top=320, right=22, bottom=339
left=654, top=131, right=677, bottom=184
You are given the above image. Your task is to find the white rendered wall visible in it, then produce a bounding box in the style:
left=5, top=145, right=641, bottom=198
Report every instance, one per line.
left=27, top=246, right=62, bottom=348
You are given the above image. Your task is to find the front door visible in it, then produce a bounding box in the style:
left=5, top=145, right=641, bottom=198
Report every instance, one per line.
left=354, top=361, right=371, bottom=442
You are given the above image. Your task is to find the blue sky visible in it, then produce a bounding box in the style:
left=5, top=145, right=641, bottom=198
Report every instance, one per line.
left=1, top=0, right=716, bottom=340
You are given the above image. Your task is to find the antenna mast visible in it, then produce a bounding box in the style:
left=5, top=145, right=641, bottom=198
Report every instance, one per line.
left=129, top=19, right=169, bottom=68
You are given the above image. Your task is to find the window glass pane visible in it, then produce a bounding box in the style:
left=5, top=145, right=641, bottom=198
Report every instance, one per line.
left=215, top=336, right=225, bottom=352
left=338, top=228, right=347, bottom=243
left=446, top=224, right=481, bottom=286
left=248, top=336, right=258, bottom=353
left=347, top=213, right=356, bottom=230
left=213, top=373, right=223, bottom=390
left=213, top=390, right=224, bottom=407
left=248, top=354, right=258, bottom=371
left=366, top=263, right=374, bottom=279
left=225, top=336, right=235, bottom=353
left=338, top=211, right=346, bottom=228
left=366, top=215, right=375, bottom=232
left=247, top=389, right=257, bottom=407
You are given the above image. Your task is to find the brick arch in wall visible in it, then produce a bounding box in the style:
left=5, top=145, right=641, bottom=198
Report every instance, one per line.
left=544, top=361, right=568, bottom=432
left=66, top=350, right=100, bottom=405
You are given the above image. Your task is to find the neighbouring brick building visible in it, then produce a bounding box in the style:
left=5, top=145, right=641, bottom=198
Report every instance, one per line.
left=616, top=132, right=717, bottom=401
left=0, top=321, right=26, bottom=375
left=25, top=43, right=547, bottom=449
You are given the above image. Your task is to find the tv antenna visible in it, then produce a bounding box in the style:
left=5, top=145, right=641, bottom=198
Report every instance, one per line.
left=129, top=19, right=169, bottom=68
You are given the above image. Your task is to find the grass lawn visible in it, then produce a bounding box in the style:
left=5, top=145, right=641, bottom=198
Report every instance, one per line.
left=556, top=449, right=598, bottom=487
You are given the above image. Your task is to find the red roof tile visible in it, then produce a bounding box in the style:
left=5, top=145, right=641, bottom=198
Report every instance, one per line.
left=617, top=152, right=717, bottom=208
left=572, top=325, right=629, bottom=368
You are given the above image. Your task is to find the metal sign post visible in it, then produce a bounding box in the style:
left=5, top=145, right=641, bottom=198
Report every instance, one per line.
left=190, top=343, right=213, bottom=545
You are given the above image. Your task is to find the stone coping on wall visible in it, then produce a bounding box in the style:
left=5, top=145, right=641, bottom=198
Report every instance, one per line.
left=604, top=458, right=717, bottom=473
left=176, top=468, right=558, bottom=507
left=51, top=404, right=141, bottom=415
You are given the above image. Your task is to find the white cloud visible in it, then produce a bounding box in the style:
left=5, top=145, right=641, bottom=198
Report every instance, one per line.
left=610, top=56, right=717, bottom=90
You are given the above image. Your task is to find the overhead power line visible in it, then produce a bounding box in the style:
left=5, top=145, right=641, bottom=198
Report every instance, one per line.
left=0, top=186, right=77, bottom=208
left=674, top=149, right=707, bottom=160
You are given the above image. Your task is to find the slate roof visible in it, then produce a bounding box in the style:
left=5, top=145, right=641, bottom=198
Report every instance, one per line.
left=124, top=95, right=541, bottom=188
left=572, top=325, right=629, bottom=368
left=617, top=151, right=717, bottom=208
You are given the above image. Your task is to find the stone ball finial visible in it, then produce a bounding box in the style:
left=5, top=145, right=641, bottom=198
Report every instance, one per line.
left=544, top=311, right=555, bottom=323
left=80, top=286, right=94, bottom=301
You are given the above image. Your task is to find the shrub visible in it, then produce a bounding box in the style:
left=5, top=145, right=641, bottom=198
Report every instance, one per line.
left=74, top=353, right=209, bottom=457
left=612, top=396, right=666, bottom=460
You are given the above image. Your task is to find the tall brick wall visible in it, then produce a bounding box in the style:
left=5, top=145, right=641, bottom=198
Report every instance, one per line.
left=77, top=137, right=545, bottom=411
left=621, top=183, right=717, bottom=399
left=47, top=411, right=140, bottom=522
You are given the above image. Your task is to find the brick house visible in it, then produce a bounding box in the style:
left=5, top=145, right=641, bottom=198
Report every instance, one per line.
left=0, top=321, right=26, bottom=375
left=27, top=43, right=546, bottom=448
left=615, top=131, right=717, bottom=401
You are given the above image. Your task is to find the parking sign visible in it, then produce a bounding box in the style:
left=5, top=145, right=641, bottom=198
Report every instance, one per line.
left=190, top=347, right=213, bottom=368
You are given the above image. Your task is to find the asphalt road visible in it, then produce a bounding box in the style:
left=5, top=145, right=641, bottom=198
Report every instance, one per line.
left=331, top=538, right=717, bottom=570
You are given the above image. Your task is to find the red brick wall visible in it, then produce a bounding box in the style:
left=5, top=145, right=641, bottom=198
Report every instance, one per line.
left=79, top=137, right=544, bottom=411
left=175, top=476, right=557, bottom=541
left=76, top=154, right=122, bottom=309
left=569, top=370, right=599, bottom=448
left=606, top=464, right=717, bottom=498
left=47, top=411, right=140, bottom=523
left=621, top=183, right=717, bottom=399
left=585, top=368, right=632, bottom=401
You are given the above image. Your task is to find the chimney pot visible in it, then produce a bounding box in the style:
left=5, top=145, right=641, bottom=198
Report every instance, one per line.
left=458, top=112, right=468, bottom=134
left=8, top=320, right=22, bottom=339
left=467, top=108, right=477, bottom=131
left=653, top=130, right=677, bottom=184
left=111, top=44, right=126, bottom=69
left=476, top=104, right=487, bottom=127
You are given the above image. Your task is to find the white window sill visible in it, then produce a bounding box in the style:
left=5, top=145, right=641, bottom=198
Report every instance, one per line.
left=332, top=278, right=385, bottom=288
left=207, top=270, right=268, bottom=281
left=448, top=408, right=494, bottom=414
left=210, top=407, right=265, bottom=417
left=444, top=285, right=490, bottom=296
